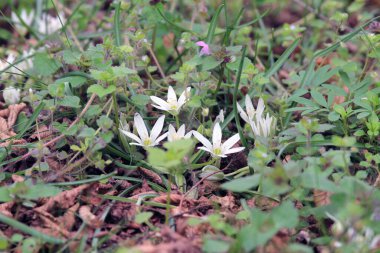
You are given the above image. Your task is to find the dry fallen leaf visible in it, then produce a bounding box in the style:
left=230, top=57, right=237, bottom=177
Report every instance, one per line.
left=36, top=184, right=92, bottom=214
left=79, top=205, right=102, bottom=228
left=7, top=103, right=26, bottom=129
left=313, top=189, right=331, bottom=207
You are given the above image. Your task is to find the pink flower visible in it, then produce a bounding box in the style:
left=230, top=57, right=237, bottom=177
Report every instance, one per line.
left=196, top=41, right=211, bottom=56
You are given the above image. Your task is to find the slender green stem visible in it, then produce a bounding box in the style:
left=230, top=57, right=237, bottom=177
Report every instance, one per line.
left=214, top=158, right=221, bottom=168
left=233, top=46, right=249, bottom=149
left=165, top=176, right=172, bottom=225
left=175, top=115, right=180, bottom=129
left=225, top=166, right=249, bottom=177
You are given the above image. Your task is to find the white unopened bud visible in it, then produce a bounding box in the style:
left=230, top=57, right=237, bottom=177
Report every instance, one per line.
left=201, top=107, right=209, bottom=117
left=3, top=86, right=20, bottom=105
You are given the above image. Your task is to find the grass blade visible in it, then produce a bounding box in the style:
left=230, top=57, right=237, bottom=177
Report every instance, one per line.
left=206, top=4, right=224, bottom=44
left=0, top=213, right=65, bottom=244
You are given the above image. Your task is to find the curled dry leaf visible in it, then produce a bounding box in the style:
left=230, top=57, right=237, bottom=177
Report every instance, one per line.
left=36, top=184, right=91, bottom=214
left=210, top=194, right=238, bottom=213
left=11, top=174, right=24, bottom=183
left=45, top=157, right=62, bottom=171
left=29, top=124, right=53, bottom=140
left=0, top=202, right=14, bottom=217
left=7, top=103, right=26, bottom=129
left=0, top=108, right=9, bottom=117
left=0, top=116, right=26, bottom=152
left=313, top=189, right=331, bottom=207
left=152, top=194, right=183, bottom=204
left=38, top=215, right=71, bottom=238
left=138, top=167, right=176, bottom=190
left=79, top=205, right=102, bottom=228
left=58, top=203, right=80, bottom=231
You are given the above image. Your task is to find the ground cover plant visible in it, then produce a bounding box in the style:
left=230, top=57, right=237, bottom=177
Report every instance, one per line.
left=0, top=0, right=380, bottom=252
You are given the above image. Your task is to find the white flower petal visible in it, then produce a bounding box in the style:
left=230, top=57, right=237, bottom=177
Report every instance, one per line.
left=167, top=124, right=176, bottom=142
left=212, top=123, right=222, bottom=148
left=167, top=86, right=177, bottom=103
left=120, top=130, right=142, bottom=144
left=221, top=133, right=241, bottom=152
left=256, top=98, right=265, bottom=119
left=198, top=146, right=213, bottom=154
left=151, top=96, right=170, bottom=111
left=134, top=113, right=149, bottom=140
left=154, top=132, right=168, bottom=145
left=150, top=115, right=165, bottom=142
left=177, top=124, right=186, bottom=137
left=245, top=95, right=255, bottom=118
left=130, top=142, right=144, bottom=146
left=223, top=147, right=245, bottom=155
left=192, top=131, right=212, bottom=150
left=184, top=131, right=193, bottom=139
left=249, top=120, right=260, bottom=136
left=178, top=87, right=191, bottom=107
left=237, top=102, right=250, bottom=123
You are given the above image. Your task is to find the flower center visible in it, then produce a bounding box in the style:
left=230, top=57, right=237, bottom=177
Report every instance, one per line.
left=213, top=148, right=222, bottom=156
left=143, top=138, right=152, bottom=146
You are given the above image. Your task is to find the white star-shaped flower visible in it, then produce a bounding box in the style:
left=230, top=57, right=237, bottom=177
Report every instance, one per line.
left=38, top=13, right=65, bottom=34
left=11, top=10, right=34, bottom=35
left=119, top=113, right=168, bottom=147
left=249, top=113, right=276, bottom=137
left=150, top=86, right=191, bottom=115
left=192, top=123, right=244, bottom=158
left=167, top=124, right=192, bottom=142
left=237, top=95, right=276, bottom=137
left=237, top=95, right=265, bottom=123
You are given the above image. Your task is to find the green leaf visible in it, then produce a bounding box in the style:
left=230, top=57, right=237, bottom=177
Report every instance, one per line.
left=311, top=90, right=328, bottom=108
left=62, top=49, right=82, bottom=64
left=199, top=165, right=224, bottom=181
left=97, top=115, right=113, bottom=131
left=135, top=212, right=153, bottom=224
left=32, top=52, right=62, bottom=76
left=221, top=174, right=261, bottom=192
left=87, top=84, right=116, bottom=98
left=328, top=111, right=340, bottom=121
left=55, top=76, right=87, bottom=88
left=59, top=96, right=81, bottom=108
left=20, top=184, right=61, bottom=200
left=202, top=238, right=230, bottom=253
left=0, top=186, right=11, bottom=202
left=131, top=94, right=150, bottom=107
left=48, top=82, right=65, bottom=97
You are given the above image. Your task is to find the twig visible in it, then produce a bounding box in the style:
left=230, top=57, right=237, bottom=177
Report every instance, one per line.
left=178, top=160, right=234, bottom=209
left=148, top=47, right=166, bottom=79
left=20, top=93, right=97, bottom=161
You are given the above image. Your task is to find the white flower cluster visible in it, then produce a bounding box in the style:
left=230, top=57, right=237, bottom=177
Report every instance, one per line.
left=3, top=86, right=21, bottom=105
left=237, top=95, right=276, bottom=138
left=119, top=86, right=277, bottom=158
left=1, top=49, right=34, bottom=78
left=11, top=10, right=65, bottom=35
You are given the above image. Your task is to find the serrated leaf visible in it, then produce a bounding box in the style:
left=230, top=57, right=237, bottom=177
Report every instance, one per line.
left=32, top=52, right=62, bottom=76
left=59, top=96, right=81, bottom=108
left=87, top=84, right=116, bottom=98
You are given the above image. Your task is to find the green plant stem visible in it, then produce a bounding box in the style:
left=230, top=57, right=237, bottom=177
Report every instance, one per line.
left=225, top=166, right=249, bottom=177
left=175, top=115, right=180, bottom=129
left=165, top=176, right=172, bottom=225
left=214, top=158, right=221, bottom=168
left=233, top=46, right=248, bottom=149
